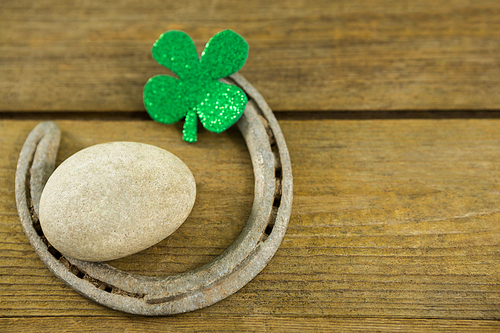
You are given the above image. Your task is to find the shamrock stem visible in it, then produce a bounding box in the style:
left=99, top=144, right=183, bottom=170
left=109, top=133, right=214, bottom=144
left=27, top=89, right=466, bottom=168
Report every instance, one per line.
left=182, top=109, right=198, bottom=142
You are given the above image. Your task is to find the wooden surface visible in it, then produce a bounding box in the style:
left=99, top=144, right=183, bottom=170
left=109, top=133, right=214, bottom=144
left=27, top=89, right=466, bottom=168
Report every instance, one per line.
left=1, top=0, right=500, bottom=112
left=2, top=120, right=500, bottom=331
left=1, top=1, right=500, bottom=332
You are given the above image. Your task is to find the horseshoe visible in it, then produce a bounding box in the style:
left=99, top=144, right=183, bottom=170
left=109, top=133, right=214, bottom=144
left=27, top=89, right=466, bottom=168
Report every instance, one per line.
left=15, top=73, right=293, bottom=315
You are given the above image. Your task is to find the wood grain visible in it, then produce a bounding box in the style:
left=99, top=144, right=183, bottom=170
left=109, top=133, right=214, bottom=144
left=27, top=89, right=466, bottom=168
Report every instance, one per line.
left=1, top=317, right=500, bottom=333
left=1, top=119, right=500, bottom=330
left=1, top=0, right=499, bottom=112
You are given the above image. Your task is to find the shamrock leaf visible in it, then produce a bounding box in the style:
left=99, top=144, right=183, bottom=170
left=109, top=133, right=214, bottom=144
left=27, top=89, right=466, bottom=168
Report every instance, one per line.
left=151, top=31, right=200, bottom=79
left=195, top=82, right=248, bottom=133
left=144, top=30, right=249, bottom=142
left=200, top=30, right=249, bottom=80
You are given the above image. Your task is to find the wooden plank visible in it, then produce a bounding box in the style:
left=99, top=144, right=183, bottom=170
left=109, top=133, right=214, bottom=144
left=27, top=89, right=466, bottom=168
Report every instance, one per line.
left=1, top=0, right=499, bottom=112
left=1, top=317, right=500, bottom=333
left=1, top=119, right=500, bottom=324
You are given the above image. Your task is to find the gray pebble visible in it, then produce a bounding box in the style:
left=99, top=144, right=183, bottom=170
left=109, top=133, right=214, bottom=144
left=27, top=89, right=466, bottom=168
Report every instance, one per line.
left=39, top=142, right=196, bottom=262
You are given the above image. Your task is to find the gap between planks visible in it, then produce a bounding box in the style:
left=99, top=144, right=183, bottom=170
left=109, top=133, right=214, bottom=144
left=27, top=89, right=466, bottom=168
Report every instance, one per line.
left=3, top=110, right=500, bottom=121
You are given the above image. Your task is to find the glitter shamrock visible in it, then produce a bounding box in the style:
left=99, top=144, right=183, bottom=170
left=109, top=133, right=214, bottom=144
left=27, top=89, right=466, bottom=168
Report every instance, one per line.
left=143, top=30, right=249, bottom=142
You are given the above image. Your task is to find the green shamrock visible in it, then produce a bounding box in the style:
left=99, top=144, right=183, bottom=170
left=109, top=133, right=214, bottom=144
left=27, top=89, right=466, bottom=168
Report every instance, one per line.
left=143, top=30, right=249, bottom=142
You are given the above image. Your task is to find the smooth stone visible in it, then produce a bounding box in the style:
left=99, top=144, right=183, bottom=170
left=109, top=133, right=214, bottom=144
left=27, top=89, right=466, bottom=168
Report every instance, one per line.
left=39, top=142, right=196, bottom=262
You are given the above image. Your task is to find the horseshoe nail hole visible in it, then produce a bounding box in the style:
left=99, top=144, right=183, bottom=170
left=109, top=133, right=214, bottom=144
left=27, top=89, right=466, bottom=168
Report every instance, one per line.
left=104, top=286, right=113, bottom=293
left=263, top=206, right=279, bottom=240
left=33, top=221, right=43, bottom=237
left=270, top=138, right=277, bottom=149
left=275, top=167, right=282, bottom=179
left=74, top=269, right=85, bottom=279
left=273, top=196, right=281, bottom=208
left=264, top=224, right=274, bottom=236
left=29, top=209, right=44, bottom=238
left=47, top=245, right=62, bottom=259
